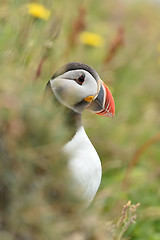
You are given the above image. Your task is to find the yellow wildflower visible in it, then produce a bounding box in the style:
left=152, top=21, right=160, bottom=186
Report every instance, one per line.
left=27, top=3, right=51, bottom=20
left=79, top=31, right=105, bottom=47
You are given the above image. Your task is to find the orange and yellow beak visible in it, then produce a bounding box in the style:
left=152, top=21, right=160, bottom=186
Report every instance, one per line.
left=88, top=80, right=115, bottom=117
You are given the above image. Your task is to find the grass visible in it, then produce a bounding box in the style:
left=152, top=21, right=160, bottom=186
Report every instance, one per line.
left=0, top=0, right=160, bottom=239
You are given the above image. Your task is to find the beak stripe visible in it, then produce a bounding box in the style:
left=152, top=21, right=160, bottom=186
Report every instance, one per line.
left=96, top=80, right=115, bottom=117
left=87, top=79, right=115, bottom=118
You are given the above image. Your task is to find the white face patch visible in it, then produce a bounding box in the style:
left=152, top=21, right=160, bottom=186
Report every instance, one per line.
left=50, top=70, right=98, bottom=113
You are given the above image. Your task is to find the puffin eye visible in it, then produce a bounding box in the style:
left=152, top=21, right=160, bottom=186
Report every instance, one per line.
left=76, top=73, right=85, bottom=85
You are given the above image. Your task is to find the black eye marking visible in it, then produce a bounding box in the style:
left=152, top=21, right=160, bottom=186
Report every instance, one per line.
left=76, top=73, right=85, bottom=85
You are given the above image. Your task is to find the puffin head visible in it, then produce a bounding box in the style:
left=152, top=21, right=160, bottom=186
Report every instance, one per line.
left=46, top=62, right=115, bottom=117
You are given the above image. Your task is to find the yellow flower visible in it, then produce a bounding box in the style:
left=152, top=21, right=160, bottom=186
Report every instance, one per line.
left=79, top=31, right=105, bottom=47
left=27, top=3, right=51, bottom=20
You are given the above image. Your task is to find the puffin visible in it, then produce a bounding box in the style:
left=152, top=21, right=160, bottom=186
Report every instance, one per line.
left=45, top=62, right=115, bottom=207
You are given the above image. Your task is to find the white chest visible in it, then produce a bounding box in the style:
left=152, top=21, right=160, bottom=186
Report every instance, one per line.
left=63, top=126, right=102, bottom=206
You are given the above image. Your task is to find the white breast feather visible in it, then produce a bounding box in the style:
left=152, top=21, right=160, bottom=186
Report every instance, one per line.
left=63, top=126, right=102, bottom=206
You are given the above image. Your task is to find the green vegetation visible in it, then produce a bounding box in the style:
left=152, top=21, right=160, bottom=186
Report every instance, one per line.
left=0, top=0, right=160, bottom=239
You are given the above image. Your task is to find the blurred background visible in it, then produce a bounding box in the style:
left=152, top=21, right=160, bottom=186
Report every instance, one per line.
left=0, top=0, right=160, bottom=239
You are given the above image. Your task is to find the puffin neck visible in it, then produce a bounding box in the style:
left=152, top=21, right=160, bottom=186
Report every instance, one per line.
left=64, top=108, right=82, bottom=134
left=59, top=104, right=82, bottom=140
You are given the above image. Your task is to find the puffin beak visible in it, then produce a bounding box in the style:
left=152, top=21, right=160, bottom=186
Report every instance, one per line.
left=88, top=80, right=115, bottom=117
